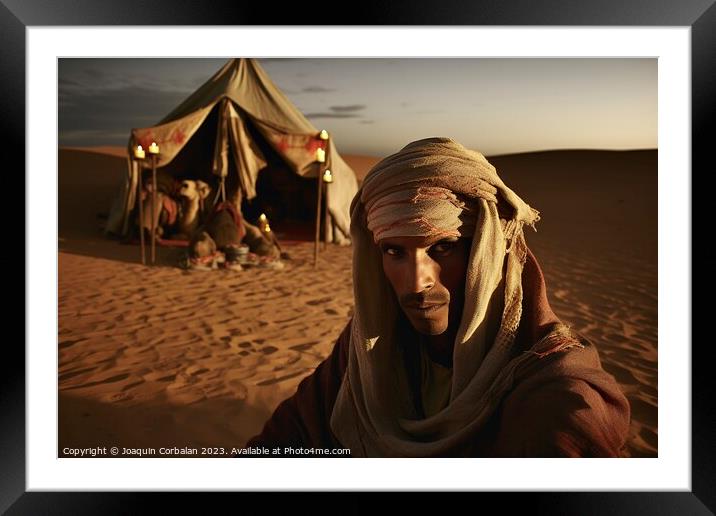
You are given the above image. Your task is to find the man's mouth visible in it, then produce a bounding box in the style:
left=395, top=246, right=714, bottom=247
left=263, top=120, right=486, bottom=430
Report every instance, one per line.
left=406, top=303, right=446, bottom=314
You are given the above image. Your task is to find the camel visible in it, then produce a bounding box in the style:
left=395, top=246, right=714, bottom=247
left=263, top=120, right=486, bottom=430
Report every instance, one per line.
left=137, top=174, right=180, bottom=239
left=185, top=200, right=243, bottom=271
left=177, top=180, right=211, bottom=238
left=186, top=186, right=286, bottom=269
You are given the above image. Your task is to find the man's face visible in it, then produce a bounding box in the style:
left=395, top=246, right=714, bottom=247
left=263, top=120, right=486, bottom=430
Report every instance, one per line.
left=379, top=235, right=471, bottom=336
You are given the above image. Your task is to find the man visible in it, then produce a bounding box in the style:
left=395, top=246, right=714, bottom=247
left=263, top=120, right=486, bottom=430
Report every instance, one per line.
left=246, top=137, right=630, bottom=457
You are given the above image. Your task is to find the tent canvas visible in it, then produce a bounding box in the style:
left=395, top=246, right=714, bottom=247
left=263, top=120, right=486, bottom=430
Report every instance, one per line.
left=105, top=58, right=358, bottom=244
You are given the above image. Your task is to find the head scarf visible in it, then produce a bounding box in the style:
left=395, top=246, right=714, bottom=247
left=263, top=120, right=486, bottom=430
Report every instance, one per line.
left=330, top=137, right=558, bottom=456
left=365, top=184, right=479, bottom=242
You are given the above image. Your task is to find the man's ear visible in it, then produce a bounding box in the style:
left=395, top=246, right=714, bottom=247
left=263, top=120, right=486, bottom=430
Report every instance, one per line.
left=197, top=181, right=211, bottom=200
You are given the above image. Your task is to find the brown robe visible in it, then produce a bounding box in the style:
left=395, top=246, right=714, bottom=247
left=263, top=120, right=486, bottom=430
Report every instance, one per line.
left=245, top=249, right=631, bottom=457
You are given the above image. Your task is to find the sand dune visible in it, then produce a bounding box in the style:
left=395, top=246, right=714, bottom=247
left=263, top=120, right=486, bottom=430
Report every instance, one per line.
left=492, top=150, right=658, bottom=457
left=58, top=146, right=657, bottom=458
left=341, top=154, right=381, bottom=183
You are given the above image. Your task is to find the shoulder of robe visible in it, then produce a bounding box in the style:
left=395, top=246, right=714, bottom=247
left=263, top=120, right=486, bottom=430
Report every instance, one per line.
left=493, top=333, right=631, bottom=457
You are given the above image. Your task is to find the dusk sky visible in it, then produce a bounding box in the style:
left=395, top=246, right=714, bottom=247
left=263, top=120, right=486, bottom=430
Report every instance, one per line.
left=58, top=58, right=657, bottom=157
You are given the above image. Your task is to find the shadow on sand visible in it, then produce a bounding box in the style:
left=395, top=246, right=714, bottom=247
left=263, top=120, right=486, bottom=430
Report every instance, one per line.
left=59, top=391, right=271, bottom=457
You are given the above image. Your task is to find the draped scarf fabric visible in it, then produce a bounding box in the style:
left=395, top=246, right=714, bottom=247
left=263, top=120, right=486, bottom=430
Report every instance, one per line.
left=329, top=137, right=579, bottom=457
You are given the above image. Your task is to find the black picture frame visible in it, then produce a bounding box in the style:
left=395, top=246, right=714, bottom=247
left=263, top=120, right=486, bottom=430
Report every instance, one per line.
left=4, top=0, right=712, bottom=513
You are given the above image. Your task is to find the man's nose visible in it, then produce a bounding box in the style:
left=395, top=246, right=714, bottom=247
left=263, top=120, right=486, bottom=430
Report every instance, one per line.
left=406, top=251, right=436, bottom=293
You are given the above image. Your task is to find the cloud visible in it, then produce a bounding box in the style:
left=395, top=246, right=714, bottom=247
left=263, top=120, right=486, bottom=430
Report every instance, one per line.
left=59, top=67, right=197, bottom=97
left=58, top=77, right=82, bottom=88
left=192, top=74, right=213, bottom=85
left=304, top=113, right=360, bottom=119
left=302, top=86, right=335, bottom=93
left=329, top=104, right=366, bottom=113
left=411, top=110, right=443, bottom=115
left=59, top=129, right=131, bottom=145
left=82, top=68, right=105, bottom=79
left=58, top=84, right=191, bottom=146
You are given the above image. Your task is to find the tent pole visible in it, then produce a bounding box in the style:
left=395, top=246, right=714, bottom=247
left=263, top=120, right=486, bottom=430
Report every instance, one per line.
left=313, top=162, right=323, bottom=268
left=137, top=162, right=145, bottom=265
left=323, top=182, right=329, bottom=250
left=151, top=155, right=157, bottom=264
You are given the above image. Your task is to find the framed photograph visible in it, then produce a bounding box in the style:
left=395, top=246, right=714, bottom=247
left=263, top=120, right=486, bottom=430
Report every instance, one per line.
left=6, top=0, right=712, bottom=512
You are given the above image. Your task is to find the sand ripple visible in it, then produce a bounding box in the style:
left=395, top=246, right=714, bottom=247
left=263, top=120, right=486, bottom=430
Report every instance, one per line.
left=59, top=243, right=354, bottom=452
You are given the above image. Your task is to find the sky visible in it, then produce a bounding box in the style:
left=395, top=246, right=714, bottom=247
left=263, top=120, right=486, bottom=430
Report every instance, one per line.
left=58, top=58, right=657, bottom=157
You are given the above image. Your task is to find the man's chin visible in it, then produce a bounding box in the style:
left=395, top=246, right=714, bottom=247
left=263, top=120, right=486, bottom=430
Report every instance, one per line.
left=407, top=315, right=449, bottom=336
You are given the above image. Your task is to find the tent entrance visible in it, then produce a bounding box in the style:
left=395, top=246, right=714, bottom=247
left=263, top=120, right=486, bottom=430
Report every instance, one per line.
left=240, top=164, right=318, bottom=241
left=238, top=116, right=319, bottom=241
left=137, top=103, right=321, bottom=242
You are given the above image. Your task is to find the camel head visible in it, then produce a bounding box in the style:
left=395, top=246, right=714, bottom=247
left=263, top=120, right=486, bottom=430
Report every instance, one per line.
left=179, top=180, right=211, bottom=203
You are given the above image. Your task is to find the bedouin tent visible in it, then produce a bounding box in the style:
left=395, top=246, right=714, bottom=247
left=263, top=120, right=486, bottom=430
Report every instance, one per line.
left=105, top=58, right=358, bottom=244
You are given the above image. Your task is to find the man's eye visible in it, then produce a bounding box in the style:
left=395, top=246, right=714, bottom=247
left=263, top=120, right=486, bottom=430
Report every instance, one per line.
left=380, top=245, right=403, bottom=257
left=431, top=242, right=456, bottom=254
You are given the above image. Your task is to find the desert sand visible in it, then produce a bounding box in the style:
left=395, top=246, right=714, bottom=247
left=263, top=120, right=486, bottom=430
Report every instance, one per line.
left=58, top=146, right=657, bottom=458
